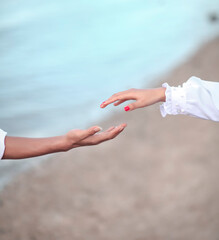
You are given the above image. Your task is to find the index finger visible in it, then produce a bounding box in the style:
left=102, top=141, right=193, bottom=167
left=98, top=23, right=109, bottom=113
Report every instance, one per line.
left=100, top=91, right=134, bottom=108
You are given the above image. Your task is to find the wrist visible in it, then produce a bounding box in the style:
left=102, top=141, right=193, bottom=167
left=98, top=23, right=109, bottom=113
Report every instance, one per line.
left=55, top=135, right=74, bottom=152
left=157, top=87, right=166, bottom=102
left=61, top=133, right=82, bottom=151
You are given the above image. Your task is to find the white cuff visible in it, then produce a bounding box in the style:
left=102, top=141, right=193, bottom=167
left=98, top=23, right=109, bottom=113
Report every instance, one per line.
left=0, top=129, right=7, bottom=159
left=160, top=83, right=186, bottom=117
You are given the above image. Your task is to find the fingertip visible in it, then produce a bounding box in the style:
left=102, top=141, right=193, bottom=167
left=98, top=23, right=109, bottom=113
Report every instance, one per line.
left=115, top=123, right=127, bottom=132
left=120, top=126, right=126, bottom=131
left=100, top=104, right=107, bottom=108
left=100, top=101, right=106, bottom=108
left=93, top=126, right=102, bottom=133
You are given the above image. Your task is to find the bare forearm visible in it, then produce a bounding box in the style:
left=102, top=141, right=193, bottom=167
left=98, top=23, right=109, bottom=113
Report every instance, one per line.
left=2, top=136, right=67, bottom=159
left=1, top=124, right=126, bottom=160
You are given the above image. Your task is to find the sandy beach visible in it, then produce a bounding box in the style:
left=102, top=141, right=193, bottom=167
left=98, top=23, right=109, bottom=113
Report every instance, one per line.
left=0, top=37, right=219, bottom=240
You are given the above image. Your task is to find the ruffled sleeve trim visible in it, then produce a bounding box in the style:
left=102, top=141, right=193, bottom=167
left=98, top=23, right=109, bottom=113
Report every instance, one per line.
left=0, top=129, right=7, bottom=160
left=160, top=82, right=187, bottom=117
left=160, top=83, right=171, bottom=117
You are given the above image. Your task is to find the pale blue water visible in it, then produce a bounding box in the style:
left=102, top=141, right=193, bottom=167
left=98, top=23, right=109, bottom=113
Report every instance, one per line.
left=0, top=0, right=219, bottom=137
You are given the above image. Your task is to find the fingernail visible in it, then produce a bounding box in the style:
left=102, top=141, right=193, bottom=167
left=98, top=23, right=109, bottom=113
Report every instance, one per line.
left=119, top=126, right=124, bottom=131
left=100, top=101, right=105, bottom=107
left=94, top=127, right=102, bottom=132
left=115, top=125, right=124, bottom=131
left=124, top=106, right=130, bottom=111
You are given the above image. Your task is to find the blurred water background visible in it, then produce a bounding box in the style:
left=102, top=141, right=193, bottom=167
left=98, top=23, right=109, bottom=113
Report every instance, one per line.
left=0, top=0, right=219, bottom=189
left=0, top=0, right=219, bottom=137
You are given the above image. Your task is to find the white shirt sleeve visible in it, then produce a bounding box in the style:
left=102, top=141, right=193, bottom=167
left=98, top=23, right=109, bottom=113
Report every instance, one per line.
left=160, top=76, right=219, bottom=121
left=0, top=129, right=7, bottom=159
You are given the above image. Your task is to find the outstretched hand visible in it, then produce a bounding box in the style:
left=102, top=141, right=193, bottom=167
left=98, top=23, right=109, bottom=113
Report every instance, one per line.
left=64, top=123, right=127, bottom=150
left=100, top=88, right=166, bottom=112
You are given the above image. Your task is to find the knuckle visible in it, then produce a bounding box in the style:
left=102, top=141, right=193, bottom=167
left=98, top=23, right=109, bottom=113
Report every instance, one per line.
left=129, top=88, right=136, bottom=91
left=74, top=130, right=81, bottom=138
left=89, top=129, right=95, bottom=135
left=138, top=99, right=145, bottom=106
left=112, top=93, right=119, bottom=98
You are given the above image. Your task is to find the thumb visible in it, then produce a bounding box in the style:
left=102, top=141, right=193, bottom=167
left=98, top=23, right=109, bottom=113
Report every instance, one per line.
left=124, top=102, right=139, bottom=112
left=79, top=126, right=102, bottom=140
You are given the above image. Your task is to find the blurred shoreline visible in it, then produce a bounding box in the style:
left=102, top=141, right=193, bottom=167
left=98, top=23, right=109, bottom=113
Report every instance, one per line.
left=0, top=37, right=219, bottom=239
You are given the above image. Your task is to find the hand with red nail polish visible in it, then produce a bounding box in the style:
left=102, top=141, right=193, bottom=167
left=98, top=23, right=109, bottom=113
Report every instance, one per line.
left=100, top=88, right=166, bottom=112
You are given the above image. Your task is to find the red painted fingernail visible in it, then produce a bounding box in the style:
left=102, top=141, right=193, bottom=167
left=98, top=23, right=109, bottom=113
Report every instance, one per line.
left=124, top=106, right=130, bottom=111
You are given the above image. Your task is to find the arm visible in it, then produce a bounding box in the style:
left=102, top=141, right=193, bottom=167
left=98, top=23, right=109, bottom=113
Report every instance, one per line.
left=3, top=135, right=69, bottom=159
left=2, top=123, right=127, bottom=159
left=100, top=87, right=166, bottom=111
left=100, top=76, right=219, bottom=121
